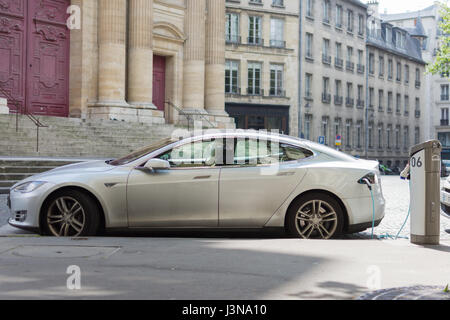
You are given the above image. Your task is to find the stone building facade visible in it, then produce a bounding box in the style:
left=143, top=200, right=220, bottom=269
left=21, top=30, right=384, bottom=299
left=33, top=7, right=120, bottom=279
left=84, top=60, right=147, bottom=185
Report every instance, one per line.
left=0, top=0, right=235, bottom=128
left=366, top=1, right=426, bottom=169
left=381, top=2, right=450, bottom=150
left=299, top=0, right=368, bottom=152
left=224, top=0, right=299, bottom=136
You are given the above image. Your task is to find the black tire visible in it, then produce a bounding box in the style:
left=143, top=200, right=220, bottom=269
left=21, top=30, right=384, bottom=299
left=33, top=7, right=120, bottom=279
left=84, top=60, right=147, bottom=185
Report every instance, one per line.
left=286, top=193, right=344, bottom=239
left=42, top=189, right=100, bottom=237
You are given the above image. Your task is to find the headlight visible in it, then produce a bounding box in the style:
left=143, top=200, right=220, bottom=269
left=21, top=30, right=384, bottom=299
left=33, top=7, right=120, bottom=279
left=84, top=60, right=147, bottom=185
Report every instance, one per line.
left=13, top=181, right=47, bottom=193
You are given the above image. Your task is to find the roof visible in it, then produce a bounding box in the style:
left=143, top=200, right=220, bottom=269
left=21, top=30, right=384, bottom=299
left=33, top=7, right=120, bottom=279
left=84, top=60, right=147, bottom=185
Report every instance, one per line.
left=345, top=0, right=368, bottom=9
left=381, top=4, right=437, bottom=21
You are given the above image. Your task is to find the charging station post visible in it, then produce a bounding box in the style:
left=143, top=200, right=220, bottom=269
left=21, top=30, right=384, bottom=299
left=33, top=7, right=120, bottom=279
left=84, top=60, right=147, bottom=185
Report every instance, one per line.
left=409, top=140, right=442, bottom=245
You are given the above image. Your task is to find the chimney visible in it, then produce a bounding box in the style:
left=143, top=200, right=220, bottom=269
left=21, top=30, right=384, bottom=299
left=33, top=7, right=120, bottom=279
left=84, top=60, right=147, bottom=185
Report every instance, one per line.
left=367, top=0, right=380, bottom=19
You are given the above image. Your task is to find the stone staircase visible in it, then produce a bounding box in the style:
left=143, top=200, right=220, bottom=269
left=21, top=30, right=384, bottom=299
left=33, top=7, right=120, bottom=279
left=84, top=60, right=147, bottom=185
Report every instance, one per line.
left=0, top=158, right=85, bottom=194
left=0, top=114, right=179, bottom=158
left=0, top=114, right=184, bottom=194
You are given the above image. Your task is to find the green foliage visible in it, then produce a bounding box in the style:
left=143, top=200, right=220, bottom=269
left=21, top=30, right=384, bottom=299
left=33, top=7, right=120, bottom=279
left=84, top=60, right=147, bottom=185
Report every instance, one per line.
left=445, top=284, right=449, bottom=293
left=427, top=2, right=450, bottom=76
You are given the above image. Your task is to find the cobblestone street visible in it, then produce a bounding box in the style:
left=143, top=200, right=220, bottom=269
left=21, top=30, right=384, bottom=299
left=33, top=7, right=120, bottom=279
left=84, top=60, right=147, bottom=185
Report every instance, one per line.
left=1, top=176, right=449, bottom=239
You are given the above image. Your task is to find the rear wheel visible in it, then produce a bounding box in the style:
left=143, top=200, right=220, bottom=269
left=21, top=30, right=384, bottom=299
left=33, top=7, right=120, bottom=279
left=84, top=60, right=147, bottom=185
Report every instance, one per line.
left=43, top=190, right=100, bottom=237
left=286, top=193, right=344, bottom=239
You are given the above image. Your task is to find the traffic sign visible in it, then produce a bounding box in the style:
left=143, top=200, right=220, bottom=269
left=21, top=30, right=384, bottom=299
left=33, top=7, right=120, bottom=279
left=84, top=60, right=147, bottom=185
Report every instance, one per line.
left=318, top=136, right=325, bottom=145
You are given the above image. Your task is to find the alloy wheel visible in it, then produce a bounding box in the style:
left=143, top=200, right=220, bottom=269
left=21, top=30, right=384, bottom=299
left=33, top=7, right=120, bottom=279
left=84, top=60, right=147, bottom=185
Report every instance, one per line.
left=47, top=196, right=86, bottom=237
left=295, top=200, right=338, bottom=239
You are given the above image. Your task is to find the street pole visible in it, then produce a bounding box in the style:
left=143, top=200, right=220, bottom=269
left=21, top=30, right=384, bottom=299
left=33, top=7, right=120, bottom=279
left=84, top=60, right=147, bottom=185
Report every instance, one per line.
left=298, top=0, right=303, bottom=138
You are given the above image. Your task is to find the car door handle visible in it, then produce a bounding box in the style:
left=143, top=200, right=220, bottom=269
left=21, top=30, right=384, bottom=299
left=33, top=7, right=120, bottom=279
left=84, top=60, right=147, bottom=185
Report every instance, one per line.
left=193, top=175, right=211, bottom=180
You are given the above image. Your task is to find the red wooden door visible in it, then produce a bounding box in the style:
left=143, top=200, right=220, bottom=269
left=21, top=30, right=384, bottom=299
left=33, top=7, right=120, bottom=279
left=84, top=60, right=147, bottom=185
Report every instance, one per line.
left=0, top=0, right=27, bottom=113
left=0, top=0, right=70, bottom=117
left=153, top=55, right=166, bottom=112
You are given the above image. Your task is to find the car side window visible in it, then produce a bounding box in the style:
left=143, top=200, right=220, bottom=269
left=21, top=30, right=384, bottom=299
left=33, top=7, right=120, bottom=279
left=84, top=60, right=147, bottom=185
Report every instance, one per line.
left=158, top=140, right=217, bottom=168
left=221, top=138, right=313, bottom=166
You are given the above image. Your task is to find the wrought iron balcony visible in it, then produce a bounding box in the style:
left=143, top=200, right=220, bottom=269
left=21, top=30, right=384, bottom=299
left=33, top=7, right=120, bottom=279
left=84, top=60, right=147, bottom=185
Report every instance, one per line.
left=441, top=94, right=449, bottom=101
left=270, top=40, right=286, bottom=48
left=415, top=80, right=421, bottom=88
left=246, top=88, right=264, bottom=96
left=346, top=97, right=354, bottom=107
left=357, top=64, right=365, bottom=74
left=247, top=37, right=264, bottom=46
left=226, top=35, right=241, bottom=44
left=334, top=95, right=343, bottom=105
left=322, top=93, right=331, bottom=103
left=335, top=57, right=343, bottom=68
left=346, top=61, right=354, bottom=71
left=441, top=119, right=449, bottom=126
left=415, top=110, right=421, bottom=118
left=269, top=88, right=286, bottom=97
left=356, top=99, right=364, bottom=108
left=322, top=54, right=332, bottom=65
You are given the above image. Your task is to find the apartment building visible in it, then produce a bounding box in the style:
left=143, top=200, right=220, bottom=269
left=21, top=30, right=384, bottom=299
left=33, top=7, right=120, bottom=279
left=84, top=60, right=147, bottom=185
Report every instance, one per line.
left=382, top=2, right=450, bottom=149
left=300, top=0, right=368, bottom=153
left=225, top=0, right=299, bottom=135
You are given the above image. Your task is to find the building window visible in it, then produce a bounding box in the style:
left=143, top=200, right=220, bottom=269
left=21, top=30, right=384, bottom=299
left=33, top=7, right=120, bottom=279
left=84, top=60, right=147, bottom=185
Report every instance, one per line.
left=305, top=73, right=313, bottom=98
left=322, top=38, right=331, bottom=64
left=395, top=125, right=400, bottom=149
left=415, top=68, right=421, bottom=87
left=356, top=121, right=362, bottom=149
left=378, top=124, right=383, bottom=149
left=323, top=0, right=331, bottom=24
left=336, top=5, right=343, bottom=28
left=306, top=33, right=313, bottom=59
left=322, top=116, right=329, bottom=145
left=415, top=127, right=420, bottom=144
left=368, top=122, right=373, bottom=149
left=270, top=18, right=285, bottom=47
left=369, top=87, right=374, bottom=108
left=345, top=120, right=352, bottom=147
left=387, top=91, right=393, bottom=112
left=388, top=59, right=393, bottom=79
left=225, top=60, right=239, bottom=94
left=396, top=62, right=402, bottom=81
left=378, top=90, right=384, bottom=110
left=305, top=115, right=312, bottom=140
left=404, top=126, right=409, bottom=149
left=379, top=56, right=384, bottom=77
left=248, top=16, right=262, bottom=45
left=272, top=0, right=284, bottom=7
left=270, top=64, right=284, bottom=96
left=226, top=13, right=240, bottom=44
left=415, top=98, right=420, bottom=117
left=404, top=95, right=409, bottom=115
left=306, top=0, right=314, bottom=18
left=396, top=94, right=401, bottom=113
left=322, top=77, right=330, bottom=103
left=358, top=14, right=365, bottom=36
left=347, top=9, right=354, bottom=32
left=387, top=125, right=392, bottom=149
left=357, top=85, right=364, bottom=107
left=247, top=62, right=262, bottom=95
left=441, top=84, right=449, bottom=101
left=441, top=108, right=449, bottom=126
left=346, top=82, right=353, bottom=106
left=369, top=53, right=375, bottom=74
left=405, top=64, right=410, bottom=84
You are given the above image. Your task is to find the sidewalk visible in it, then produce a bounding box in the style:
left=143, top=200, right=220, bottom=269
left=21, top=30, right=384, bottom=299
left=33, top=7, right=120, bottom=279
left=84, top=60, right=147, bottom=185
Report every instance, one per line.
left=0, top=235, right=448, bottom=300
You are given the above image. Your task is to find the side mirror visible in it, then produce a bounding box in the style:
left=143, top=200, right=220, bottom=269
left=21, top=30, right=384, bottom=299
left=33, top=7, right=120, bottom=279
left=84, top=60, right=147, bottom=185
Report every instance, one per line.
left=143, top=159, right=171, bottom=171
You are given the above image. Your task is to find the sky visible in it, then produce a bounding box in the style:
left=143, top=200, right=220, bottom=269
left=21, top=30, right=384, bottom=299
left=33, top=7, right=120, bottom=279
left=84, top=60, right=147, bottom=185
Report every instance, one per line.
left=377, top=0, right=440, bottom=15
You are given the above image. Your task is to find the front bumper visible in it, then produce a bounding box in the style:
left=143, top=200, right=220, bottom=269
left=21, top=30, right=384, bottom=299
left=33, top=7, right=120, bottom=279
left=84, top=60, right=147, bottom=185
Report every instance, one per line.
left=7, top=183, right=55, bottom=232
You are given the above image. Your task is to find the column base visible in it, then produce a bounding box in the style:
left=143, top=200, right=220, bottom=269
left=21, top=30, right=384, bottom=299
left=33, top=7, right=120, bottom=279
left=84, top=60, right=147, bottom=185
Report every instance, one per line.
left=411, top=234, right=440, bottom=245
left=88, top=102, right=165, bottom=125
left=0, top=98, right=8, bottom=114
left=175, top=108, right=236, bottom=129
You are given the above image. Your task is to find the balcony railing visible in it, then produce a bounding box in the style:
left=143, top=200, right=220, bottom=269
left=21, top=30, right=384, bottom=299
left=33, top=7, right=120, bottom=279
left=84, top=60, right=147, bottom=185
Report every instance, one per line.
left=269, top=88, right=286, bottom=97
left=441, top=119, right=449, bottom=126
left=322, top=93, right=331, bottom=103
left=247, top=88, right=264, bottom=96
left=247, top=37, right=264, bottom=46
left=441, top=94, right=449, bottom=101
left=346, top=97, right=354, bottom=107
left=346, top=61, right=354, bottom=71
left=415, top=80, right=421, bottom=88
left=225, top=87, right=241, bottom=95
left=356, top=99, right=364, bottom=108
left=335, top=57, right=343, bottom=68
left=334, top=95, right=343, bottom=105
left=322, top=54, right=332, bottom=65
left=415, top=110, right=421, bottom=118
left=226, top=35, right=241, bottom=44
left=270, top=40, right=286, bottom=48
left=357, top=64, right=365, bottom=74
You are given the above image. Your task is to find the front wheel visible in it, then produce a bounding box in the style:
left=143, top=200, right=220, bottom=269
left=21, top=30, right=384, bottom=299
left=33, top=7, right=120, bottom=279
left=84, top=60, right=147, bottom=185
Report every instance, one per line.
left=43, top=190, right=100, bottom=237
left=286, top=193, right=344, bottom=239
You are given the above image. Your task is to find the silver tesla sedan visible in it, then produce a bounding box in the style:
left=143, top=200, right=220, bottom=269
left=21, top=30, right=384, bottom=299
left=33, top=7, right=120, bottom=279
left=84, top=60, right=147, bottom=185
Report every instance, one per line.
left=7, top=131, right=385, bottom=239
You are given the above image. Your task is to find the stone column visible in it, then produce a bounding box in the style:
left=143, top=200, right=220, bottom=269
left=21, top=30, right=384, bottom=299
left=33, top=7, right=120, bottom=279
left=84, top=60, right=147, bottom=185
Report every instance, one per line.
left=205, top=0, right=227, bottom=116
left=183, top=0, right=206, bottom=112
left=97, top=0, right=127, bottom=106
left=128, top=0, right=155, bottom=108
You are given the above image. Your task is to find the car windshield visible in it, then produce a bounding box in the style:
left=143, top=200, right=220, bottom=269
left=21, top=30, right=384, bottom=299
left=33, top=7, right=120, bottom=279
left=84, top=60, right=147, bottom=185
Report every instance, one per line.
left=109, top=138, right=175, bottom=166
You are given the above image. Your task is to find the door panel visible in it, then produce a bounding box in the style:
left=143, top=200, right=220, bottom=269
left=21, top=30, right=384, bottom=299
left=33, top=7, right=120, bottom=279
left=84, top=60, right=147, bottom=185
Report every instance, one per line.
left=153, top=55, right=166, bottom=111
left=219, top=165, right=305, bottom=227
left=127, top=168, right=220, bottom=227
left=0, top=0, right=27, bottom=113
left=27, top=0, right=70, bottom=117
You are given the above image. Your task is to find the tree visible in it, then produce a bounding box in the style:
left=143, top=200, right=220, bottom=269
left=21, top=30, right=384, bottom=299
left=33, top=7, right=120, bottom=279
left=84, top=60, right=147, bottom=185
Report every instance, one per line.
left=427, top=2, right=450, bottom=76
